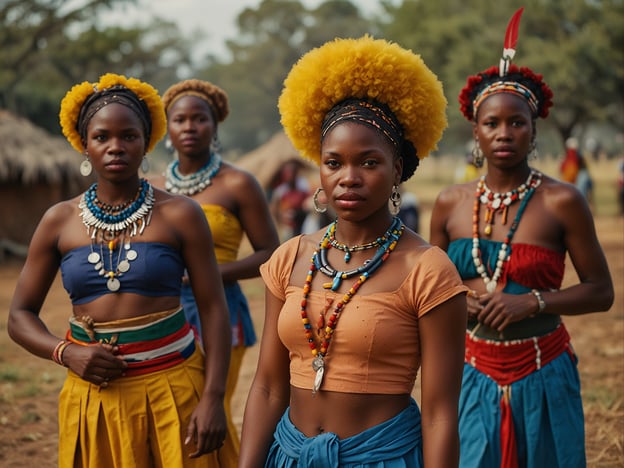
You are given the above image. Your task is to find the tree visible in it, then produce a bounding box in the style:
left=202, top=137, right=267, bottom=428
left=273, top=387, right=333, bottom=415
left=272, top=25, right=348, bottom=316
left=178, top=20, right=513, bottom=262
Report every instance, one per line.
left=0, top=0, right=193, bottom=133
left=380, top=0, right=624, bottom=152
left=197, top=0, right=376, bottom=154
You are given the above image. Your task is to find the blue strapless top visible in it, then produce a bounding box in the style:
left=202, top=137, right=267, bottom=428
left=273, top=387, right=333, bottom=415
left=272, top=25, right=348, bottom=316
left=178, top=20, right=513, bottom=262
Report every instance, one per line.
left=60, top=242, right=184, bottom=305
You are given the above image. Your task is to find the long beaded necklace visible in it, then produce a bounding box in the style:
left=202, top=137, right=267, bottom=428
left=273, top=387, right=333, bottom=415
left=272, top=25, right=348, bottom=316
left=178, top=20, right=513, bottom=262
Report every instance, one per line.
left=472, top=171, right=542, bottom=293
left=79, top=178, right=155, bottom=292
left=301, top=217, right=404, bottom=394
left=478, top=170, right=537, bottom=236
left=328, top=220, right=386, bottom=263
left=164, top=152, right=222, bottom=196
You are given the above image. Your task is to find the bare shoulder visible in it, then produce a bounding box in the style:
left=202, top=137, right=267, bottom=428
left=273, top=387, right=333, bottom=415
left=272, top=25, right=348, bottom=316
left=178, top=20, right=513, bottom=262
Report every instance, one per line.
left=39, top=197, right=80, bottom=229
left=153, top=187, right=204, bottom=222
left=434, top=181, right=475, bottom=207
left=220, top=162, right=262, bottom=191
left=537, top=173, right=587, bottom=213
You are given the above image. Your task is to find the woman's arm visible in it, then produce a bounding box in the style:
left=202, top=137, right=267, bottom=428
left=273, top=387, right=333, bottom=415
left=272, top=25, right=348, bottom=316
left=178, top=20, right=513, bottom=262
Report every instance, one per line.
left=221, top=169, right=280, bottom=282
left=173, top=196, right=231, bottom=457
left=8, top=203, right=126, bottom=385
left=419, top=293, right=467, bottom=468
left=238, top=288, right=291, bottom=467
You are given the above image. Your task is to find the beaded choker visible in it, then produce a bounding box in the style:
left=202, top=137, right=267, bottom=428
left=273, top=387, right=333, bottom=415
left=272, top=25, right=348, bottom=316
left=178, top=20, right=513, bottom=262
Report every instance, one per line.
left=79, top=179, right=155, bottom=292
left=301, top=217, right=404, bottom=394
left=472, top=170, right=542, bottom=293
left=478, top=170, right=537, bottom=236
left=327, top=220, right=387, bottom=263
left=164, top=152, right=222, bottom=196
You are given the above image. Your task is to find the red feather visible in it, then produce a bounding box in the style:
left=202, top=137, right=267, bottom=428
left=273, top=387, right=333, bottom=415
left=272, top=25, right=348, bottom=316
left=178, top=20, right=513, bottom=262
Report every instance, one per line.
left=504, top=7, right=524, bottom=52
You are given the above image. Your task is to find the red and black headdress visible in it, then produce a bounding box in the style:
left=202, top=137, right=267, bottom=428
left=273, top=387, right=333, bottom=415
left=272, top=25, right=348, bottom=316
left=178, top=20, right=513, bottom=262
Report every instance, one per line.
left=458, top=8, right=554, bottom=122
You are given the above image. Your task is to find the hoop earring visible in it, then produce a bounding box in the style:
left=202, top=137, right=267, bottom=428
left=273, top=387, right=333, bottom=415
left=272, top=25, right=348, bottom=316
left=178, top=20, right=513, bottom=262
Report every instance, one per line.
left=528, top=141, right=539, bottom=160
left=141, top=156, right=150, bottom=174
left=80, top=155, right=92, bottom=177
left=389, top=184, right=401, bottom=215
left=471, top=140, right=484, bottom=168
left=313, top=187, right=327, bottom=213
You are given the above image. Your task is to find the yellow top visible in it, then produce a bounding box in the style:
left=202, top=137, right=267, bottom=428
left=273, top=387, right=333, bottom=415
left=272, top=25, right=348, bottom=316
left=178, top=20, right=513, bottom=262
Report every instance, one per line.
left=201, top=204, right=242, bottom=264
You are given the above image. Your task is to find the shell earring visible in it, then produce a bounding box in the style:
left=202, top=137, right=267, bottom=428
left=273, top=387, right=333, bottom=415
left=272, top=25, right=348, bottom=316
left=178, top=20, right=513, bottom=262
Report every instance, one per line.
left=471, top=140, right=484, bottom=168
left=80, top=154, right=92, bottom=177
left=313, top=187, right=327, bottom=213
left=141, top=156, right=150, bottom=174
left=528, top=141, right=539, bottom=160
left=389, top=184, right=401, bottom=215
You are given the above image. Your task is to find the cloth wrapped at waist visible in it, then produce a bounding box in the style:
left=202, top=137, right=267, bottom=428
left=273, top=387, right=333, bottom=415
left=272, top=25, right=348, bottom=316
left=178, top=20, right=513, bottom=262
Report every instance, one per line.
left=66, top=307, right=197, bottom=377
left=268, top=399, right=422, bottom=466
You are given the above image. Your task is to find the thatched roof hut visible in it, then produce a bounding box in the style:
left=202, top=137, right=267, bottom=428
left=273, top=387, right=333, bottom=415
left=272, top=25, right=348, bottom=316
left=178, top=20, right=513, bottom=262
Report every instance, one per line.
left=0, top=110, right=92, bottom=259
left=234, top=131, right=317, bottom=192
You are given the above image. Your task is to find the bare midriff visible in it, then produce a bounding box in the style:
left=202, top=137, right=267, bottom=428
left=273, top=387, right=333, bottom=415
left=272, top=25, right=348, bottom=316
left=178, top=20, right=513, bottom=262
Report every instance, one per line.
left=288, top=386, right=411, bottom=438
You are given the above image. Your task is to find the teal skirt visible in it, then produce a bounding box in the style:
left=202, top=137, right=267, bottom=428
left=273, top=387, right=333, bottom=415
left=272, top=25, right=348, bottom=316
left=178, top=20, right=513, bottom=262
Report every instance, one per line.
left=459, top=351, right=585, bottom=467
left=265, top=399, right=423, bottom=467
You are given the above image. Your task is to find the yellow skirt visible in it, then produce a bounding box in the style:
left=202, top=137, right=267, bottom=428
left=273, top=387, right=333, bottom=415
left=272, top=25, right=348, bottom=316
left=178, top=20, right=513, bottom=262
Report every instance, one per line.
left=58, top=345, right=236, bottom=467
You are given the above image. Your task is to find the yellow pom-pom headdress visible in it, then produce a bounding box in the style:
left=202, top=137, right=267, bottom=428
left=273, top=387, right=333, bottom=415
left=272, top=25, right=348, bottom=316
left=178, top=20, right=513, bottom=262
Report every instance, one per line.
left=59, top=73, right=167, bottom=154
left=278, top=36, right=447, bottom=180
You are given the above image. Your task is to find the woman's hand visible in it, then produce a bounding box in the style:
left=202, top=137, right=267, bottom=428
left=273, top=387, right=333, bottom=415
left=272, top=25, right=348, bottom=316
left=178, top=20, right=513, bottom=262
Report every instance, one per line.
left=185, top=394, right=227, bottom=457
left=62, top=342, right=127, bottom=387
left=474, top=291, right=539, bottom=331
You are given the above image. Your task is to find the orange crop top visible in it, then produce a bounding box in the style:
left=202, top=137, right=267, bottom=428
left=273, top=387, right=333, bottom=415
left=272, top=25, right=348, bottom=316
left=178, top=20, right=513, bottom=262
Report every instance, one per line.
left=260, top=236, right=467, bottom=394
left=201, top=204, right=242, bottom=264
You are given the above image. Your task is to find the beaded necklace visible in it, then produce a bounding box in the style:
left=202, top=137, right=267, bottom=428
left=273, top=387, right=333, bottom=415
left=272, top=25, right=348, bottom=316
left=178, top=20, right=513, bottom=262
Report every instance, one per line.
left=79, top=178, right=155, bottom=292
left=328, top=220, right=386, bottom=263
left=478, top=170, right=537, bottom=236
left=472, top=170, right=542, bottom=293
left=301, top=217, right=404, bottom=394
left=164, top=152, right=222, bottom=196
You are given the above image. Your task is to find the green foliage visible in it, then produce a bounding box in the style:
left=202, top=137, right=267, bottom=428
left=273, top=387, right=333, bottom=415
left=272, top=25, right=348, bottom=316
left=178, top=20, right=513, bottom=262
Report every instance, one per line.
left=2, top=0, right=621, bottom=156
left=0, top=0, right=192, bottom=133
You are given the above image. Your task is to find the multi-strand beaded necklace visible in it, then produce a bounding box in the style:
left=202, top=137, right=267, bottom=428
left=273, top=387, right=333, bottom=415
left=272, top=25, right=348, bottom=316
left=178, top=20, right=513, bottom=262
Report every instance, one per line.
left=478, top=169, right=537, bottom=236
left=164, top=152, right=222, bottom=196
left=472, top=170, right=542, bottom=293
left=301, top=217, right=404, bottom=394
left=79, top=178, right=155, bottom=292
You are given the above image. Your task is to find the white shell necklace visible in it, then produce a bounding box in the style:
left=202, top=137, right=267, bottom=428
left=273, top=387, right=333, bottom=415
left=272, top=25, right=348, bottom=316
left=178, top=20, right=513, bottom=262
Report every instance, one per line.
left=165, top=152, right=222, bottom=196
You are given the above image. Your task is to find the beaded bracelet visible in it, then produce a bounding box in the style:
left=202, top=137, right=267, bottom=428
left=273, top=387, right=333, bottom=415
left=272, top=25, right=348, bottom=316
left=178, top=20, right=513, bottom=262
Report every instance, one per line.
left=52, top=340, right=72, bottom=367
left=529, top=289, right=546, bottom=317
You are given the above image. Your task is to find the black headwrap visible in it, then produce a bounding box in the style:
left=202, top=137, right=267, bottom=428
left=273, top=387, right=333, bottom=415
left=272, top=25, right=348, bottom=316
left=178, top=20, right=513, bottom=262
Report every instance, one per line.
left=321, top=98, right=419, bottom=181
left=77, top=85, right=152, bottom=145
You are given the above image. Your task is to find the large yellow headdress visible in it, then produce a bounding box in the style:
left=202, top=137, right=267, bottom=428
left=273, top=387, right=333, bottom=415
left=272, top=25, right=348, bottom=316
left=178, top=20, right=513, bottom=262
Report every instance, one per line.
left=278, top=36, right=447, bottom=178
left=59, top=73, right=167, bottom=154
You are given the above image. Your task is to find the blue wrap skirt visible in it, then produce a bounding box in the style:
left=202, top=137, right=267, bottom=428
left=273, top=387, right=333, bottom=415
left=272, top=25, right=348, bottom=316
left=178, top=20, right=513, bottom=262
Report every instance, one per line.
left=265, top=399, right=424, bottom=467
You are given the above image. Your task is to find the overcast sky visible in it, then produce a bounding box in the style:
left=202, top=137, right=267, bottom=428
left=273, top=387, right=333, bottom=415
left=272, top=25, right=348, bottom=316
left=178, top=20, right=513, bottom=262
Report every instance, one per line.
left=88, top=0, right=388, bottom=61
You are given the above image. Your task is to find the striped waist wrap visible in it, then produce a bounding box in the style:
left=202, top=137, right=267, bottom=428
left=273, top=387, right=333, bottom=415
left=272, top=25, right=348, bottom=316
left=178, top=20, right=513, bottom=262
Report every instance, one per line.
left=67, top=307, right=197, bottom=377
left=465, top=323, right=572, bottom=468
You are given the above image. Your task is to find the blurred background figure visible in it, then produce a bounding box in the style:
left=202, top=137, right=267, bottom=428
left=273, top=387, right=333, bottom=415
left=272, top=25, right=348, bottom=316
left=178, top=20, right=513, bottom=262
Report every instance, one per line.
left=269, top=159, right=310, bottom=239
left=560, top=137, right=580, bottom=184
left=398, top=191, right=420, bottom=234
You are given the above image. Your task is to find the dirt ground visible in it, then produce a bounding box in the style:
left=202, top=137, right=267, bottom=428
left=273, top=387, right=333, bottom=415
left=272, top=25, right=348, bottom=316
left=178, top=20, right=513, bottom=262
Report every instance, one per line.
left=0, top=214, right=622, bottom=467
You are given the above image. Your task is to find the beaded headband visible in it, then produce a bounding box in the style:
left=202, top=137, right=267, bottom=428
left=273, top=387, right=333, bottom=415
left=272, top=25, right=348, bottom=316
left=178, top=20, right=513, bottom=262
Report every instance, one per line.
left=59, top=73, right=166, bottom=154
left=279, top=36, right=447, bottom=176
left=321, top=99, right=403, bottom=151
left=472, top=81, right=539, bottom=116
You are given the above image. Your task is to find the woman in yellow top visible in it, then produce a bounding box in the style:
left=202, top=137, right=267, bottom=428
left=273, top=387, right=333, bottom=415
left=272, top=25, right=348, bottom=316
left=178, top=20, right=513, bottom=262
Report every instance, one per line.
left=152, top=79, right=279, bottom=466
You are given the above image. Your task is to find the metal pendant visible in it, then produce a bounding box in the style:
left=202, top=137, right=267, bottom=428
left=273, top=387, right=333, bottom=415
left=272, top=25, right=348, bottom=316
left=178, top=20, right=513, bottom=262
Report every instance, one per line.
left=107, top=277, right=121, bottom=292
left=312, top=355, right=324, bottom=371
left=312, top=365, right=325, bottom=395
left=117, top=260, right=130, bottom=273
left=486, top=280, right=497, bottom=293
left=88, top=252, right=100, bottom=264
left=125, top=249, right=137, bottom=261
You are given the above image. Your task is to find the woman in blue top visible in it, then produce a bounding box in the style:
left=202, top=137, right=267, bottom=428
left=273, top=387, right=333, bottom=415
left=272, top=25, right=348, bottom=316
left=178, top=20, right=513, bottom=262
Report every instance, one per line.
left=8, top=73, right=232, bottom=467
